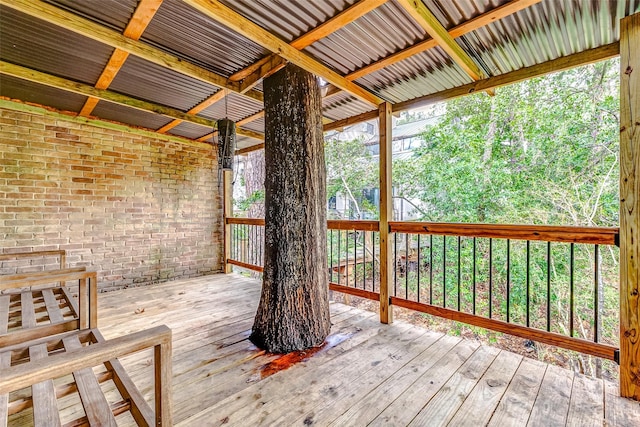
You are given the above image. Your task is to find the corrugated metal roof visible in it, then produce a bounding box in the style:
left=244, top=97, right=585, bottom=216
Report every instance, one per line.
left=323, top=92, right=374, bottom=121
left=91, top=101, right=174, bottom=130
left=45, top=0, right=137, bottom=32
left=109, top=55, right=220, bottom=111
left=168, top=121, right=213, bottom=140
left=0, top=6, right=114, bottom=85
left=142, top=0, right=270, bottom=78
left=199, top=92, right=263, bottom=123
left=305, top=1, right=425, bottom=75
left=240, top=116, right=265, bottom=133
left=0, top=76, right=88, bottom=113
left=392, top=116, right=440, bottom=139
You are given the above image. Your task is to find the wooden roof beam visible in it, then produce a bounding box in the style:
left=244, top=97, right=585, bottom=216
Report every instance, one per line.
left=183, top=0, right=385, bottom=107
left=157, top=89, right=228, bottom=134
left=79, top=0, right=164, bottom=117
left=323, top=0, right=540, bottom=100
left=1, top=0, right=264, bottom=103
left=322, top=42, right=620, bottom=132
left=0, top=61, right=216, bottom=128
left=232, top=0, right=388, bottom=93
left=395, top=0, right=486, bottom=81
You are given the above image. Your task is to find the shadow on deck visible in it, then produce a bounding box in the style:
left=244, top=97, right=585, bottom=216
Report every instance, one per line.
left=92, top=274, right=638, bottom=426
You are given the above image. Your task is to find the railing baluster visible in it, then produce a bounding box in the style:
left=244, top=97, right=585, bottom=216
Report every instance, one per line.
left=362, top=231, right=366, bottom=290
left=337, top=230, right=341, bottom=287
left=405, top=233, right=409, bottom=300
left=330, top=229, right=334, bottom=283
left=393, top=233, right=398, bottom=296
left=373, top=232, right=376, bottom=293
left=417, top=235, right=421, bottom=303
left=345, top=230, right=350, bottom=287
left=443, top=235, right=446, bottom=308
left=489, top=238, right=493, bottom=319
left=547, top=241, right=551, bottom=332
left=354, top=229, right=358, bottom=288
left=457, top=236, right=461, bottom=311
left=526, top=240, right=530, bottom=328
left=429, top=234, right=433, bottom=305
left=569, top=242, right=575, bottom=338
left=594, top=244, right=600, bottom=343
left=473, top=237, right=476, bottom=315
left=507, top=239, right=511, bottom=323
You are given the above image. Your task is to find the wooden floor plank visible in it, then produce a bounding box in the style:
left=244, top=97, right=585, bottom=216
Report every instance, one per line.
left=368, top=340, right=480, bottom=426
left=62, top=335, right=118, bottom=427
left=487, top=357, right=547, bottom=426
left=405, top=345, right=500, bottom=427
left=329, top=334, right=462, bottom=426
left=28, top=344, right=62, bottom=427
left=604, top=380, right=640, bottom=426
left=527, top=363, right=574, bottom=427
left=566, top=373, right=604, bottom=427
left=448, top=350, right=523, bottom=427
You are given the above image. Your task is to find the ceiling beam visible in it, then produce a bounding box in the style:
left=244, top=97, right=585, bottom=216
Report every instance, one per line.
left=232, top=0, right=388, bottom=92
left=322, top=42, right=620, bottom=132
left=182, top=0, right=385, bottom=107
left=0, top=61, right=217, bottom=128
left=157, top=89, right=227, bottom=133
left=1, top=0, right=264, bottom=103
left=346, top=0, right=540, bottom=82
left=79, top=0, right=164, bottom=117
left=236, top=110, right=265, bottom=127
left=395, top=0, right=486, bottom=81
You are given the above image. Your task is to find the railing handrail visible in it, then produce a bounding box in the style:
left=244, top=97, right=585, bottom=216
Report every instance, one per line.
left=227, top=217, right=618, bottom=246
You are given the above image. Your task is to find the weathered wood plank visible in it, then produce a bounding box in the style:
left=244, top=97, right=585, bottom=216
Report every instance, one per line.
left=487, top=357, right=546, bottom=426
left=63, top=335, right=118, bottom=427
left=0, top=351, right=10, bottom=427
left=448, top=350, right=522, bottom=426
left=20, top=292, right=37, bottom=329
left=0, top=295, right=9, bottom=335
left=527, top=364, right=574, bottom=426
left=41, top=288, right=64, bottom=324
left=604, top=380, right=640, bottom=426
left=29, top=344, right=62, bottom=427
left=566, top=373, right=604, bottom=427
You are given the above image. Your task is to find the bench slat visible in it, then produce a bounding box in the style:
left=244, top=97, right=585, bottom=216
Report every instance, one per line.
left=20, top=292, right=36, bottom=329
left=29, top=344, right=62, bottom=427
left=93, top=329, right=155, bottom=426
left=0, top=295, right=9, bottom=335
left=42, top=289, right=64, bottom=324
left=63, top=335, right=118, bottom=427
left=60, top=287, right=79, bottom=318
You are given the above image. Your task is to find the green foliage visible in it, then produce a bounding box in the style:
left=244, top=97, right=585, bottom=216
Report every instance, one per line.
left=235, top=189, right=264, bottom=212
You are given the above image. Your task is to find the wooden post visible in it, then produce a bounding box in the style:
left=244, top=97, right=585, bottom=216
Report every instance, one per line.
left=223, top=169, right=233, bottom=273
left=620, top=12, right=640, bottom=401
left=379, top=102, right=393, bottom=324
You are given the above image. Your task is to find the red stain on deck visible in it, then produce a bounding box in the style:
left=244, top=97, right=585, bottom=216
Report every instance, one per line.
left=258, top=332, right=355, bottom=379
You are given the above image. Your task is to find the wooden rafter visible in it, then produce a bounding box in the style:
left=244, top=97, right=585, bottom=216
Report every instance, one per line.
left=1, top=0, right=263, bottom=103
left=157, top=89, right=228, bottom=134
left=395, top=0, right=486, bottom=81
left=322, top=42, right=620, bottom=132
left=182, top=0, right=384, bottom=106
left=346, top=0, right=540, bottom=82
left=0, top=61, right=215, bottom=128
left=79, top=0, right=164, bottom=117
left=230, top=0, right=387, bottom=93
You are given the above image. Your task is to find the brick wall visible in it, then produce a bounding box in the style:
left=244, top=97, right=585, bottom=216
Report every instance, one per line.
left=0, top=103, right=223, bottom=291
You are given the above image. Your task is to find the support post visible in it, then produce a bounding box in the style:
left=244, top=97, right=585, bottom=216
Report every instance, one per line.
left=379, top=102, right=393, bottom=324
left=620, top=12, right=640, bottom=401
left=223, top=169, right=233, bottom=273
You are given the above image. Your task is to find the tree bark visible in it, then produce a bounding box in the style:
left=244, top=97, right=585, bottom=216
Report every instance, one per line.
left=250, top=63, right=331, bottom=353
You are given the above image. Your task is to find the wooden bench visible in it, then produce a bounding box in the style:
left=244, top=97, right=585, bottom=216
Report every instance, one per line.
left=0, top=251, right=172, bottom=426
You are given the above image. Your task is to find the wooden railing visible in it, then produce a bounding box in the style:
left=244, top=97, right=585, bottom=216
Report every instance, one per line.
left=225, top=217, right=620, bottom=361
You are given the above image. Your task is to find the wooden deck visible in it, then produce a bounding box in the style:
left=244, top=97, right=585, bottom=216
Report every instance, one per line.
left=56, top=274, right=640, bottom=425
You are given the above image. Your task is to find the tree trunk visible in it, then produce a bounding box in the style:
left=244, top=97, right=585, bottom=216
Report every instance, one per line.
left=250, top=63, right=331, bottom=353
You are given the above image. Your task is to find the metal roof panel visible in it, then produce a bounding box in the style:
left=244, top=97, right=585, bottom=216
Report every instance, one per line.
left=0, top=75, right=87, bottom=113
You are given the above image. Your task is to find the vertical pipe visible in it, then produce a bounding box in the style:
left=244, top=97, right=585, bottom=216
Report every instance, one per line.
left=569, top=243, right=575, bottom=338
left=417, top=235, right=421, bottom=303
left=443, top=235, right=447, bottom=308
left=526, top=240, right=530, bottom=328
left=506, top=239, right=511, bottom=323
left=457, top=236, right=461, bottom=311
left=429, top=234, right=433, bottom=304
left=594, top=244, right=600, bottom=343
left=547, top=241, right=551, bottom=332
left=489, top=238, right=493, bottom=318
left=473, top=237, right=476, bottom=315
